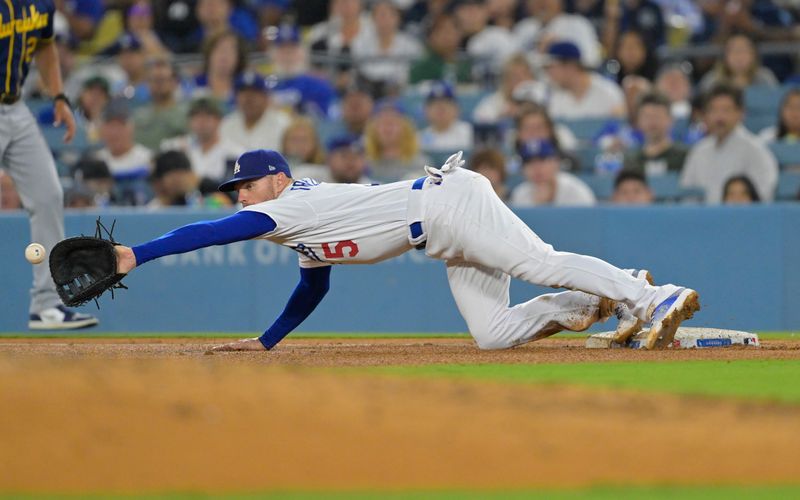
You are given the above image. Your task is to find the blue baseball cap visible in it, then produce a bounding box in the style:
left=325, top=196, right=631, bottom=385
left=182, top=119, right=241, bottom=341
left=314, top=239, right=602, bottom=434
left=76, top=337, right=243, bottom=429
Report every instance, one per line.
left=218, top=150, right=293, bottom=192
left=327, top=134, right=364, bottom=153
left=519, top=140, right=560, bottom=162
left=267, top=24, right=300, bottom=45
left=235, top=72, right=270, bottom=93
left=546, top=41, right=582, bottom=64
left=426, top=81, right=456, bottom=102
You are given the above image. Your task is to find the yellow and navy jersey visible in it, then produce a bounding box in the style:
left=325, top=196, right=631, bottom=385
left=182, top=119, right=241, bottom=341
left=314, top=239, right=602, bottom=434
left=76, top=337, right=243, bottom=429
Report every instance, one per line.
left=0, top=0, right=55, bottom=97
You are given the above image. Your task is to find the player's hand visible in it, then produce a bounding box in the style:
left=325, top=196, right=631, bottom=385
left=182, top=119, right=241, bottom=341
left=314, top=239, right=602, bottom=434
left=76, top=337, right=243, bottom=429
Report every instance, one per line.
left=207, top=338, right=267, bottom=353
left=53, top=99, right=76, bottom=144
left=115, top=245, right=137, bottom=274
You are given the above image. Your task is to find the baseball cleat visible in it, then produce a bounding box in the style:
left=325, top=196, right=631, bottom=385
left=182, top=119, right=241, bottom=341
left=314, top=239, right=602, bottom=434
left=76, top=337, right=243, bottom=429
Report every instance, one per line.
left=645, top=288, right=700, bottom=350
left=612, top=269, right=655, bottom=344
left=29, top=305, right=99, bottom=330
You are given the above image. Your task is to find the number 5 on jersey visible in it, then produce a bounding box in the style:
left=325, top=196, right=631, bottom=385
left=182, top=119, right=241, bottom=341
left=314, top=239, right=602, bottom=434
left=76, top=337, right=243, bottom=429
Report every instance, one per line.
left=322, top=240, right=359, bottom=259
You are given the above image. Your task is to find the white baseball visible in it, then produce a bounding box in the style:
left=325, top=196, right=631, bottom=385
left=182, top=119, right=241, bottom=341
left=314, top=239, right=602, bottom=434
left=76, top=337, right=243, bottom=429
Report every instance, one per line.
left=25, top=243, right=46, bottom=265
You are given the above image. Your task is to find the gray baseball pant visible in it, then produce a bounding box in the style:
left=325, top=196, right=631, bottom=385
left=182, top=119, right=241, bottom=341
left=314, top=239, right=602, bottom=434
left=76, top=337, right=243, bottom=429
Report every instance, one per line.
left=0, top=101, right=64, bottom=314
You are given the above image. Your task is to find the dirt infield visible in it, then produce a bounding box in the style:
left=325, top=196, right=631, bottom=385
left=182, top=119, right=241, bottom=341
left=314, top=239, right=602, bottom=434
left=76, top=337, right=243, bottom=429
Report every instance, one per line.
left=1, top=337, right=800, bottom=493
left=2, top=336, right=800, bottom=365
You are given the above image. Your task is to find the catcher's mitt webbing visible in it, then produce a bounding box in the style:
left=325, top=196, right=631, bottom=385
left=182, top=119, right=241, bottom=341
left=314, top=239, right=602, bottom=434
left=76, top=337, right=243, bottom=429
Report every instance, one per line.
left=49, top=218, right=128, bottom=308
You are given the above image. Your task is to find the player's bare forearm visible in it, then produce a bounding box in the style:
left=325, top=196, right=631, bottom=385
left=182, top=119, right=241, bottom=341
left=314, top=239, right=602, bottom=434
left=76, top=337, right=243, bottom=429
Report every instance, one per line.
left=34, top=41, right=75, bottom=143
left=33, top=41, right=64, bottom=98
left=116, top=246, right=137, bottom=274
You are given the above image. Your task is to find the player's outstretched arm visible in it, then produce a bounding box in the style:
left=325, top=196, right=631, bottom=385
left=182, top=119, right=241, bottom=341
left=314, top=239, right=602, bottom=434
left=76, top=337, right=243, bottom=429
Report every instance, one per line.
left=115, top=211, right=277, bottom=274
left=210, top=266, right=331, bottom=353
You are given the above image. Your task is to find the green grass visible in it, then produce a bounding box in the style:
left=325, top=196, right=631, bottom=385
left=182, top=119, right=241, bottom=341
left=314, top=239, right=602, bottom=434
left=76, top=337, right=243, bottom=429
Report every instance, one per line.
left=379, top=360, right=800, bottom=404
left=4, top=485, right=800, bottom=499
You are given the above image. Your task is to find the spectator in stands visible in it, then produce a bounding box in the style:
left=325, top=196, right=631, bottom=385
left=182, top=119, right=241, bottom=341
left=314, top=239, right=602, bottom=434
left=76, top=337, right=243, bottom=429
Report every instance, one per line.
left=58, top=0, right=105, bottom=43
left=418, top=81, right=474, bottom=152
left=220, top=72, right=292, bottom=151
left=64, top=185, right=96, bottom=209
left=152, top=0, right=200, bottom=53
left=513, top=104, right=578, bottom=172
left=603, top=30, right=658, bottom=84
left=469, top=148, right=509, bottom=201
left=623, top=91, right=688, bottom=176
left=195, top=31, right=248, bottom=105
left=602, top=0, right=666, bottom=55
left=487, top=0, right=519, bottom=29
left=134, top=58, right=188, bottom=151
left=268, top=25, right=338, bottom=118
left=340, top=80, right=375, bottom=137
left=308, top=0, right=374, bottom=89
left=722, top=175, right=760, bottom=204
left=514, top=0, right=602, bottom=68
left=611, top=170, right=654, bottom=205
left=326, top=135, right=373, bottom=184
left=681, top=84, right=778, bottom=204
left=194, top=0, right=259, bottom=47
left=410, top=13, right=473, bottom=84
left=125, top=1, right=168, bottom=57
left=161, top=97, right=242, bottom=191
left=352, top=1, right=423, bottom=87
left=451, top=0, right=518, bottom=70
left=280, top=116, right=327, bottom=178
left=510, top=139, right=596, bottom=206
left=148, top=151, right=202, bottom=208
left=0, top=171, right=22, bottom=210
left=365, top=100, right=429, bottom=181
left=758, top=88, right=800, bottom=144
left=698, top=33, right=778, bottom=93
left=99, top=34, right=149, bottom=105
left=473, top=54, right=538, bottom=124
left=97, top=99, right=154, bottom=205
left=655, top=62, right=693, bottom=120
left=71, top=156, right=116, bottom=208
left=595, top=76, right=652, bottom=164
left=76, top=76, right=111, bottom=143
left=544, top=41, right=626, bottom=120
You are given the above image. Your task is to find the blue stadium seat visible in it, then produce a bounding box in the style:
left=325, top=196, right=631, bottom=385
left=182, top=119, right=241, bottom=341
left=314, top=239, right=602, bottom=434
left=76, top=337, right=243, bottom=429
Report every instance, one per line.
left=745, top=112, right=776, bottom=134
left=578, top=173, right=615, bottom=200
left=572, top=146, right=601, bottom=172
left=744, top=85, right=785, bottom=116
left=769, top=142, right=800, bottom=169
left=776, top=172, right=800, bottom=200
left=556, top=118, right=609, bottom=143
left=316, top=119, right=348, bottom=145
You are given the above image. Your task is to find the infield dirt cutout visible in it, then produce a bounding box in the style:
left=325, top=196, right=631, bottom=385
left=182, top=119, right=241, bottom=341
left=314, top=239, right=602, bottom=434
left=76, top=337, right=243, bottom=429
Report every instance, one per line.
left=1, top=337, right=800, bottom=493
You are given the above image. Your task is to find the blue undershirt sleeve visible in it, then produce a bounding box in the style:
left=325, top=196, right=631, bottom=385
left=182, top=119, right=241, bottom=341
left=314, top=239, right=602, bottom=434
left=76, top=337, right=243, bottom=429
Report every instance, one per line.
left=258, top=266, right=331, bottom=350
left=131, top=211, right=276, bottom=265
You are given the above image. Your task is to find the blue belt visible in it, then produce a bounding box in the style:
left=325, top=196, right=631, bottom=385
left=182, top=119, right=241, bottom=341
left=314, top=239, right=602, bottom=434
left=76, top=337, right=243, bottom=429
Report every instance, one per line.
left=410, top=177, right=426, bottom=250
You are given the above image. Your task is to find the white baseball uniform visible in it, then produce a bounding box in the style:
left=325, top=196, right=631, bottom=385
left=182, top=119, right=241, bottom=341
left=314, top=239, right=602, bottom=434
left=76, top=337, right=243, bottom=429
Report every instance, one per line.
left=243, top=167, right=680, bottom=349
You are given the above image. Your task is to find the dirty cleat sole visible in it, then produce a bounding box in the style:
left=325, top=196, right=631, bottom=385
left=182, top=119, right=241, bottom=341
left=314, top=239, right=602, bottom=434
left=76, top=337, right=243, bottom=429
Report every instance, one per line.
left=645, top=289, right=701, bottom=349
left=612, top=269, right=655, bottom=344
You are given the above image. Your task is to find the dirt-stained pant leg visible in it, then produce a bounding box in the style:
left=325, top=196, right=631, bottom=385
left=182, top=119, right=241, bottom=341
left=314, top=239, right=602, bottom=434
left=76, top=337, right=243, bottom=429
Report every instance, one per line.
left=424, top=169, right=680, bottom=328
left=446, top=260, right=607, bottom=349
left=0, top=102, right=64, bottom=313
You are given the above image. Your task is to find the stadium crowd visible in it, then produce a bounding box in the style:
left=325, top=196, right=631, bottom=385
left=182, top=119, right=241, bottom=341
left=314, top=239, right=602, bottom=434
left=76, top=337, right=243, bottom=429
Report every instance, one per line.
left=2, top=0, right=800, bottom=211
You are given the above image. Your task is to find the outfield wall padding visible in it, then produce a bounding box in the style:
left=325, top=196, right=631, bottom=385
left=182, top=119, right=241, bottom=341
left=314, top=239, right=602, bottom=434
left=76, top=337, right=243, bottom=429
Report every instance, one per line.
left=1, top=205, right=798, bottom=333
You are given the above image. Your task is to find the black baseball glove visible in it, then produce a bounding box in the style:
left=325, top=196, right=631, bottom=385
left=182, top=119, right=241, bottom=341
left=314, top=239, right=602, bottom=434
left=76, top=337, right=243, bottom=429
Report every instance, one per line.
left=49, top=218, right=128, bottom=307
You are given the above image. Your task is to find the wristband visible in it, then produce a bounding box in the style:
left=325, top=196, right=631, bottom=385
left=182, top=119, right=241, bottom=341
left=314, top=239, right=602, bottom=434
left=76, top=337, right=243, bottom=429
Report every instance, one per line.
left=54, top=93, right=72, bottom=109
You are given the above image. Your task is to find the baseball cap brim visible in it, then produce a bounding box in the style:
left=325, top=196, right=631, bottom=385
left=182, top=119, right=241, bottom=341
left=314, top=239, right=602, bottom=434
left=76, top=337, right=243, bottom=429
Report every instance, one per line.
left=218, top=173, right=267, bottom=192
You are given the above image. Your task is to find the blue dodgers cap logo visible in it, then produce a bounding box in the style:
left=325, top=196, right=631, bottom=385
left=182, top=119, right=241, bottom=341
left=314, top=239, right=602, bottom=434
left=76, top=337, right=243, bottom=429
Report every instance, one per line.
left=218, top=150, right=293, bottom=192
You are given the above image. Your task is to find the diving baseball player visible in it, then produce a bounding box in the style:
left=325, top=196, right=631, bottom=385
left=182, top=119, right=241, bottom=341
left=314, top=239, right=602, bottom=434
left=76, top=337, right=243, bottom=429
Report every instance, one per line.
left=1, top=0, right=97, bottom=329
left=114, top=149, right=699, bottom=351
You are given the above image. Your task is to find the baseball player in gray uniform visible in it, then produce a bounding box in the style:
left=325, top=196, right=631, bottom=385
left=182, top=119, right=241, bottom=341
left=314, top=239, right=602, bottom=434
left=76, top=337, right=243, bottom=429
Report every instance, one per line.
left=112, top=149, right=700, bottom=351
left=2, top=0, right=97, bottom=329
